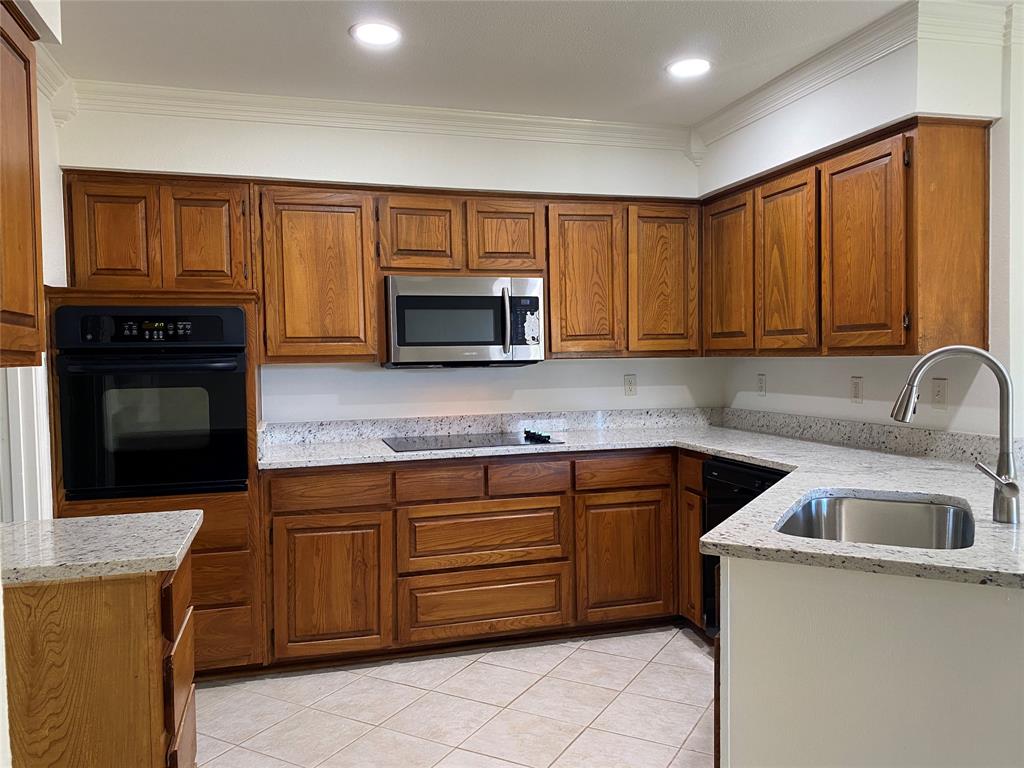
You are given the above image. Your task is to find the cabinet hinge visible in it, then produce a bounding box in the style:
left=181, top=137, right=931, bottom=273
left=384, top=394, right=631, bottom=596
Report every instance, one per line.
left=903, top=146, right=912, bottom=167
left=241, top=199, right=247, bottom=217
left=374, top=203, right=380, bottom=222
left=375, top=241, right=382, bottom=262
left=259, top=196, right=264, bottom=217
left=902, top=312, right=911, bottom=330
left=269, top=628, right=275, bottom=647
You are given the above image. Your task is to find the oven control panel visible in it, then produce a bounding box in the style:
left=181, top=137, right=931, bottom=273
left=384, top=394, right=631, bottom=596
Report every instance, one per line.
left=111, top=319, right=195, bottom=342
left=55, top=306, right=247, bottom=350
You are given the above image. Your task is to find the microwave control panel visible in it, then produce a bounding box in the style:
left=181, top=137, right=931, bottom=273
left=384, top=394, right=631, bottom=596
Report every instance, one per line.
left=511, top=296, right=542, bottom=346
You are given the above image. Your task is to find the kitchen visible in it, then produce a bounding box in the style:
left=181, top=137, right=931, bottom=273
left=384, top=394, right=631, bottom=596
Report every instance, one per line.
left=0, top=1, right=1021, bottom=766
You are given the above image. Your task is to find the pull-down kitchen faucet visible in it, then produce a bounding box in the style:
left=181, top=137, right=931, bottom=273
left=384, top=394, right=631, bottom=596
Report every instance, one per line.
left=891, top=345, right=1019, bottom=525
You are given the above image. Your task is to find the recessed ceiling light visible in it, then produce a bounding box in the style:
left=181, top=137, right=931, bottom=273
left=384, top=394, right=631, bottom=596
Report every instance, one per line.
left=350, top=22, right=402, bottom=47
left=667, top=58, right=711, bottom=79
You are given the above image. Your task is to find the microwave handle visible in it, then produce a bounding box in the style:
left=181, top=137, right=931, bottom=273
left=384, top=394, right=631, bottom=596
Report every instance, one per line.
left=501, top=286, right=512, bottom=354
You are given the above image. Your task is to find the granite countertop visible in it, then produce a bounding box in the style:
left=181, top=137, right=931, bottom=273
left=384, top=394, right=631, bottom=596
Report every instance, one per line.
left=259, top=424, right=1024, bottom=589
left=0, top=510, right=203, bottom=586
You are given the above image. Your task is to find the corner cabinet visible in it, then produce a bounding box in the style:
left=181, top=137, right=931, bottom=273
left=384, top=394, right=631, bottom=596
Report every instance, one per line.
left=1, top=4, right=44, bottom=367
left=259, top=186, right=378, bottom=360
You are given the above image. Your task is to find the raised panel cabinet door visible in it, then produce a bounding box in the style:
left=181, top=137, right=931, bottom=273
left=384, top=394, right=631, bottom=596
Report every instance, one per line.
left=702, top=191, right=755, bottom=351
left=466, top=198, right=546, bottom=271
left=69, top=178, right=162, bottom=289
left=272, top=511, right=394, bottom=659
left=379, top=194, right=465, bottom=270
left=548, top=203, right=626, bottom=353
left=261, top=187, right=378, bottom=358
left=161, top=182, right=250, bottom=289
left=820, top=135, right=907, bottom=350
left=755, top=167, right=819, bottom=351
left=0, top=6, right=44, bottom=365
left=627, top=204, right=700, bottom=353
left=679, top=489, right=703, bottom=627
left=575, top=488, right=674, bottom=623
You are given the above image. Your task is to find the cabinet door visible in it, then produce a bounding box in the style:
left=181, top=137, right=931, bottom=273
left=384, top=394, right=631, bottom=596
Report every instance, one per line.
left=466, top=199, right=546, bottom=271
left=703, top=191, right=754, bottom=351
left=70, top=179, right=162, bottom=289
left=679, top=489, right=703, bottom=627
left=161, top=182, right=250, bottom=289
left=272, top=511, right=393, bottom=659
left=755, top=168, right=819, bottom=351
left=0, top=6, right=44, bottom=365
left=627, top=204, right=700, bottom=353
left=820, top=135, right=907, bottom=350
left=379, top=194, right=465, bottom=270
left=575, top=488, right=674, bottom=623
left=548, top=203, right=626, bottom=354
left=261, top=187, right=378, bottom=359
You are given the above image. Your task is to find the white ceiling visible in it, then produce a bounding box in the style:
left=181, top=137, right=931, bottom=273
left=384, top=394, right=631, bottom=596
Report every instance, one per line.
left=48, top=0, right=906, bottom=128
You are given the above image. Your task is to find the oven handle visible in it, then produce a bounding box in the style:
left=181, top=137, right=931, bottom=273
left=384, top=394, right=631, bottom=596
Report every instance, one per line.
left=501, top=287, right=512, bottom=354
left=57, top=357, right=244, bottom=375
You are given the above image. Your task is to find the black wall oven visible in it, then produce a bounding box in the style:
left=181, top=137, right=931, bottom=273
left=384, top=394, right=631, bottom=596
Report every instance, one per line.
left=55, top=306, right=249, bottom=501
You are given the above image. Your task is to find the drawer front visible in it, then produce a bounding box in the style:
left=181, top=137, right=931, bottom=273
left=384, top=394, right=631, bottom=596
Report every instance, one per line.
left=395, top=465, right=485, bottom=503
left=194, top=605, right=258, bottom=670
left=167, top=684, right=197, bottom=768
left=162, top=552, right=192, bottom=643
left=193, top=494, right=251, bottom=552
left=270, top=470, right=393, bottom=513
left=165, top=607, right=195, bottom=734
left=680, top=453, right=704, bottom=494
left=488, top=460, right=571, bottom=497
left=192, top=550, right=252, bottom=608
left=398, top=562, right=573, bottom=644
left=397, top=496, right=572, bottom=573
left=575, top=453, right=674, bottom=490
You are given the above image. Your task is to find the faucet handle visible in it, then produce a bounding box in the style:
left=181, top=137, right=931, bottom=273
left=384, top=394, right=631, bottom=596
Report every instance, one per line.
left=975, top=462, right=1020, bottom=497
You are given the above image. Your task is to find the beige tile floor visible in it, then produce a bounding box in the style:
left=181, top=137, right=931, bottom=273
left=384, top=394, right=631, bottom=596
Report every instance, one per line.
left=196, top=623, right=715, bottom=768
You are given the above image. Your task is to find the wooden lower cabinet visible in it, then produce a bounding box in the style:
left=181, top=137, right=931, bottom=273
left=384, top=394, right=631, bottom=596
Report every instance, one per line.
left=679, top=489, right=704, bottom=626
left=272, top=510, right=394, bottom=659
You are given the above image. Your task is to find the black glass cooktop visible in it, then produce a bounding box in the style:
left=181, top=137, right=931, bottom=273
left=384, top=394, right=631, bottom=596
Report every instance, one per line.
left=383, top=430, right=564, bottom=452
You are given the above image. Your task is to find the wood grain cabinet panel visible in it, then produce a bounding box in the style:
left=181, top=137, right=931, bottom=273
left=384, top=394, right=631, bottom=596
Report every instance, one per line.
left=679, top=488, right=704, bottom=627
left=380, top=194, right=465, bottom=270
left=574, top=453, right=673, bottom=490
left=273, top=511, right=394, bottom=659
left=703, top=191, right=755, bottom=352
left=269, top=469, right=393, bottom=513
left=70, top=179, right=162, bottom=289
left=193, top=605, right=258, bottom=670
left=395, top=464, right=485, bottom=503
left=161, top=182, right=250, bottom=289
left=260, top=186, right=378, bottom=359
left=755, top=167, right=819, bottom=351
left=164, top=608, right=195, bottom=734
left=627, top=205, right=700, bottom=353
left=548, top=203, right=626, bottom=354
left=575, top=488, right=674, bottom=623
left=466, top=199, right=546, bottom=271
left=0, top=5, right=44, bottom=366
left=820, top=135, right=907, bottom=351
left=487, top=460, right=571, bottom=497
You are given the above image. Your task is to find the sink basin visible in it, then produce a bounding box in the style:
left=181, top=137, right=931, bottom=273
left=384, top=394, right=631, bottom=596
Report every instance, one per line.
left=777, top=496, right=974, bottom=549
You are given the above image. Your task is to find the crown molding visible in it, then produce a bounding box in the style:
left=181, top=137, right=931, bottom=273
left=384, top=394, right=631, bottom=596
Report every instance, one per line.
left=695, top=3, right=917, bottom=146
left=917, top=0, right=1008, bottom=46
left=1008, top=3, right=1024, bottom=46
left=66, top=79, right=692, bottom=154
left=34, top=45, right=69, bottom=100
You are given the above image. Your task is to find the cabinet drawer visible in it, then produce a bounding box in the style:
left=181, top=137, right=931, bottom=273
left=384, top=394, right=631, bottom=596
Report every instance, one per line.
left=193, top=494, right=251, bottom=551
left=395, top=465, right=485, bottom=503
left=161, top=552, right=192, bottom=642
left=270, top=470, right=393, bottom=513
left=164, top=608, right=195, bottom=734
left=167, top=684, right=197, bottom=768
left=398, top=562, right=573, bottom=644
left=488, top=460, right=571, bottom=497
left=397, top=496, right=572, bottom=573
left=680, top=454, right=704, bottom=494
left=193, top=605, right=258, bottom=670
left=575, top=453, right=674, bottom=490
left=192, top=550, right=252, bottom=608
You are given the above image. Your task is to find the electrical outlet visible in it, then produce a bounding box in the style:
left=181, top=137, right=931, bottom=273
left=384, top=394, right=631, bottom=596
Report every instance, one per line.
left=850, top=376, right=864, bottom=404
left=624, top=373, right=637, bottom=397
left=757, top=373, right=767, bottom=397
left=932, top=377, right=948, bottom=411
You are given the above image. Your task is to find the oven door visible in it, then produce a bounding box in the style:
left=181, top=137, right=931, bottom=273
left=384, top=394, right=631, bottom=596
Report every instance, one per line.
left=56, top=353, right=248, bottom=500
left=387, top=276, right=513, bottom=365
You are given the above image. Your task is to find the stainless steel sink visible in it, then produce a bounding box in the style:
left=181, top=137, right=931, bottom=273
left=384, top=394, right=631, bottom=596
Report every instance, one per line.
left=777, top=496, right=974, bottom=549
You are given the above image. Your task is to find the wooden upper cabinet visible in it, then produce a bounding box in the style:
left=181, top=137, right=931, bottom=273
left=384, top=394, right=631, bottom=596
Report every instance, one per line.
left=379, top=194, right=465, bottom=270
left=820, top=135, right=906, bottom=351
left=161, top=182, right=250, bottom=289
left=627, top=204, right=700, bottom=353
left=548, top=203, right=626, bottom=354
left=754, top=168, right=819, bottom=351
left=260, top=186, right=377, bottom=359
left=272, top=511, right=394, bottom=659
left=70, top=179, right=162, bottom=289
left=0, top=5, right=44, bottom=366
left=466, top=199, right=546, bottom=272
left=703, top=191, right=754, bottom=352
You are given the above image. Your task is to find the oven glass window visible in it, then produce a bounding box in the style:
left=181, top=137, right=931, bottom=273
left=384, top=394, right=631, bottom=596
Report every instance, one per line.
left=102, top=387, right=211, bottom=452
left=396, top=296, right=502, bottom=347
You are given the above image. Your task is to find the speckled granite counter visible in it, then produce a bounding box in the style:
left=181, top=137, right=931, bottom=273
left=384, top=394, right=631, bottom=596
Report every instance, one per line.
left=260, top=419, right=1024, bottom=589
left=0, top=510, right=202, bottom=585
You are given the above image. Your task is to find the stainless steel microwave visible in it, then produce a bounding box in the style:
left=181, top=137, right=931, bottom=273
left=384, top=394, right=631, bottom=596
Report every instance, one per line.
left=386, top=276, right=544, bottom=367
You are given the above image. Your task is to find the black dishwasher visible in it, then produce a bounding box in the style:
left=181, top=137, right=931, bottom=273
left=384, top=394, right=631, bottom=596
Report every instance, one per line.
left=702, top=458, right=787, bottom=631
